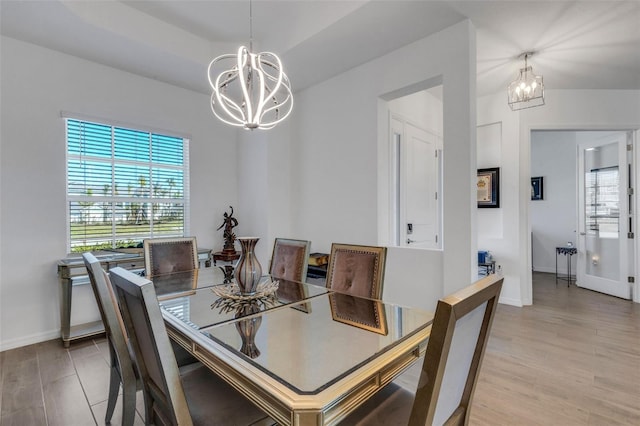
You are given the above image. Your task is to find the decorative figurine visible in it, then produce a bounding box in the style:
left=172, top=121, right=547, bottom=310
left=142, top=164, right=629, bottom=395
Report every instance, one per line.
left=217, top=205, right=238, bottom=254
left=213, top=206, right=241, bottom=265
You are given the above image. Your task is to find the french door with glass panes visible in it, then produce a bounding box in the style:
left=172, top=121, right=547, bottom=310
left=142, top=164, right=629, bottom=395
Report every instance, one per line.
left=577, top=132, right=634, bottom=299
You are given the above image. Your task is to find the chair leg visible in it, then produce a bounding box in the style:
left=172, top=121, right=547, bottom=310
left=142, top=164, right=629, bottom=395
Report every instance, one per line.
left=143, top=391, right=153, bottom=426
left=106, top=364, right=120, bottom=423
left=121, top=379, right=137, bottom=426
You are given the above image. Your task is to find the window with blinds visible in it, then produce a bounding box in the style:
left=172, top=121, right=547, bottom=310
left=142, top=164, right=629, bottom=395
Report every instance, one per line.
left=585, top=166, right=619, bottom=239
left=66, top=118, right=189, bottom=252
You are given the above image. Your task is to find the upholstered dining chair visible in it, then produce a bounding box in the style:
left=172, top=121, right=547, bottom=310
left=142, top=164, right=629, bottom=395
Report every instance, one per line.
left=325, top=243, right=387, bottom=299
left=83, top=253, right=140, bottom=426
left=143, top=236, right=199, bottom=277
left=109, top=267, right=271, bottom=426
left=341, top=274, right=504, bottom=426
left=269, top=238, right=311, bottom=282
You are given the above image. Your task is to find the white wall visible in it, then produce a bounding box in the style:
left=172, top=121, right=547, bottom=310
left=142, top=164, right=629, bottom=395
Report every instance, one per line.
left=379, top=90, right=445, bottom=310
left=235, top=119, right=300, bottom=267
left=477, top=122, right=504, bottom=240
left=530, top=131, right=578, bottom=274
left=236, top=129, right=270, bottom=265
left=383, top=247, right=443, bottom=312
left=0, top=37, right=239, bottom=350
left=288, top=21, right=475, bottom=300
left=479, top=89, right=640, bottom=305
left=476, top=96, right=522, bottom=306
left=387, top=88, right=443, bottom=138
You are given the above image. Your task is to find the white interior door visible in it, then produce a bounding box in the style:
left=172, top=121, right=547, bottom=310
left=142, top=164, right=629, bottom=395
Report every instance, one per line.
left=577, top=133, right=632, bottom=299
left=390, top=115, right=442, bottom=249
left=403, top=123, right=438, bottom=248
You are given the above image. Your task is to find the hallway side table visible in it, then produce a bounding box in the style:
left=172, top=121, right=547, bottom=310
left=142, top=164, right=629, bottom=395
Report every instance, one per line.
left=555, top=246, right=577, bottom=287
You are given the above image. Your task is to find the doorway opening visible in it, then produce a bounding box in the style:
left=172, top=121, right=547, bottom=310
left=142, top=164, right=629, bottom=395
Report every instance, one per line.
left=386, top=85, right=443, bottom=250
left=530, top=130, right=635, bottom=300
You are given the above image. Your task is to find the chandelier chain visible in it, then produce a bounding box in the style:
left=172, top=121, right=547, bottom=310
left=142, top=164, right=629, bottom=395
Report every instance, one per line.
left=249, top=0, right=253, bottom=52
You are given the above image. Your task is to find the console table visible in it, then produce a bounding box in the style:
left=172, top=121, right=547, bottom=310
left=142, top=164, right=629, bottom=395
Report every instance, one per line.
left=57, top=248, right=211, bottom=347
left=555, top=246, right=577, bottom=286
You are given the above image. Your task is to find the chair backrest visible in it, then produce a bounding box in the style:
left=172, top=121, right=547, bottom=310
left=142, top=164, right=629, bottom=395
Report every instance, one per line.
left=408, top=274, right=503, bottom=426
left=110, top=266, right=192, bottom=426
left=325, top=243, right=387, bottom=299
left=143, top=237, right=198, bottom=277
left=268, top=238, right=311, bottom=282
left=82, top=254, right=137, bottom=394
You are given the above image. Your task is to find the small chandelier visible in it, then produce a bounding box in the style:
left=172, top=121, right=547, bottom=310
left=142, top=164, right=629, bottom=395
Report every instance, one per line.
left=207, top=1, right=292, bottom=130
left=507, top=52, right=545, bottom=111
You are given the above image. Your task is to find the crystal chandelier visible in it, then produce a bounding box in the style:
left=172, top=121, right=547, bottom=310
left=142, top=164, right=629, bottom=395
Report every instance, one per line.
left=507, top=53, right=545, bottom=111
left=207, top=1, right=293, bottom=130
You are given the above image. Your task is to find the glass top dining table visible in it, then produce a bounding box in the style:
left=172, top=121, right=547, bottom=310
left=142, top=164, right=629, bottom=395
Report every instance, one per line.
left=156, top=269, right=330, bottom=329
left=155, top=269, right=434, bottom=426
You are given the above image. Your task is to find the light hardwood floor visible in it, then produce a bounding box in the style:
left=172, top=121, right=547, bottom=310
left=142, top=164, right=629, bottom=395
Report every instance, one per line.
left=1, top=272, right=639, bottom=425
left=471, top=272, right=640, bottom=425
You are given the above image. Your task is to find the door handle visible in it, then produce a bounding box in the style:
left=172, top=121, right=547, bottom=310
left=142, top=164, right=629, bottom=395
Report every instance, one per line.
left=580, top=232, right=586, bottom=235
left=406, top=238, right=415, bottom=244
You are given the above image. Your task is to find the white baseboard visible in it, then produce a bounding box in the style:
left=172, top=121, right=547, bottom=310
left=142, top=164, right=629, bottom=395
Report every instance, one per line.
left=0, top=329, right=60, bottom=352
left=533, top=266, right=568, bottom=275
left=498, top=296, right=523, bottom=307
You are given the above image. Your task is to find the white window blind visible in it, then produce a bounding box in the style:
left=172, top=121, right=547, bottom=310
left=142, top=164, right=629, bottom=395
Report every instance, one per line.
left=66, top=118, right=189, bottom=252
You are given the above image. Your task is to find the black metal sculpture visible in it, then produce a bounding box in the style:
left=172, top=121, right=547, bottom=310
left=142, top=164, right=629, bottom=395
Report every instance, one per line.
left=217, top=206, right=238, bottom=254
left=213, top=206, right=240, bottom=266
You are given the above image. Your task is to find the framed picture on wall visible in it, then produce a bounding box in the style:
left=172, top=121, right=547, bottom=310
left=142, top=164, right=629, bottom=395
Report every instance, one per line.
left=477, top=167, right=500, bottom=208
left=531, top=176, right=544, bottom=200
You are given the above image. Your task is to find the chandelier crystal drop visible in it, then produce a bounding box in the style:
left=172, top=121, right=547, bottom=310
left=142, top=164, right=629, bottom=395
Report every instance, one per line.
left=507, top=53, right=545, bottom=111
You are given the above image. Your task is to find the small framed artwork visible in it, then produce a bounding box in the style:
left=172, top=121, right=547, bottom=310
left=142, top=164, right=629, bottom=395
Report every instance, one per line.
left=531, top=176, right=544, bottom=200
left=477, top=167, right=500, bottom=208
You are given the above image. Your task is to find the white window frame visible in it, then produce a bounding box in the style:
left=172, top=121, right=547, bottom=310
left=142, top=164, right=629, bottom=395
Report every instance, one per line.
left=64, top=114, right=190, bottom=253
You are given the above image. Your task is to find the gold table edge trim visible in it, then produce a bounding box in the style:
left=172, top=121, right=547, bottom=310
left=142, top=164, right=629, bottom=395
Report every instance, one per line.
left=164, top=313, right=431, bottom=426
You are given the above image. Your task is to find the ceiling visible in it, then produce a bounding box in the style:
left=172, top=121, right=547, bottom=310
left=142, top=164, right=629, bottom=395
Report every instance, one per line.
left=2, top=1, right=639, bottom=97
